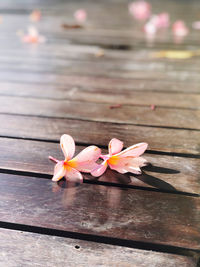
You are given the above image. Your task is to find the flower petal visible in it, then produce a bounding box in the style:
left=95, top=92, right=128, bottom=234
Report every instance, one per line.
left=72, top=145, right=101, bottom=172
left=60, top=134, right=75, bottom=160
left=52, top=161, right=66, bottom=182
left=108, top=157, right=147, bottom=175
left=117, top=143, right=148, bottom=158
left=65, top=167, right=83, bottom=183
left=91, top=160, right=108, bottom=177
left=108, top=138, right=123, bottom=155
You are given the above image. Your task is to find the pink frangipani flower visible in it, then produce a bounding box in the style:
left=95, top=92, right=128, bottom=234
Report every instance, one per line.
left=129, top=1, right=151, bottom=21
left=91, top=138, right=148, bottom=177
left=172, top=20, right=189, bottom=37
left=74, top=9, right=87, bottom=23
left=49, top=134, right=101, bottom=183
left=22, top=26, right=46, bottom=43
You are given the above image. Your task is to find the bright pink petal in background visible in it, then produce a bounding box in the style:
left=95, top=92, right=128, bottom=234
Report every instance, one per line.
left=108, top=138, right=123, bottom=156
left=129, top=1, right=151, bottom=21
left=74, top=9, right=87, bottom=23
left=172, top=20, right=189, bottom=37
left=60, top=134, right=75, bottom=160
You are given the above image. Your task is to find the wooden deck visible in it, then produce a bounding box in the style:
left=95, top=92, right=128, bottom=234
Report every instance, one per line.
left=0, top=0, right=200, bottom=266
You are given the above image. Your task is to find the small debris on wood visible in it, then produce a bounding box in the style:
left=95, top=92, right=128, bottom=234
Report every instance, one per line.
left=150, top=104, right=156, bottom=110
left=109, top=104, right=122, bottom=109
left=95, top=49, right=105, bottom=58
left=61, top=24, right=83, bottom=29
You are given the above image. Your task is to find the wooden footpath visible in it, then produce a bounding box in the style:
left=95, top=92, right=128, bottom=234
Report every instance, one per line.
left=0, top=0, right=200, bottom=266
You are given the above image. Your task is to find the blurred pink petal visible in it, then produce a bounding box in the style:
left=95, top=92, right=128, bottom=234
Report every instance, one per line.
left=30, top=10, right=41, bottom=22
left=73, top=145, right=101, bottom=172
left=172, top=20, right=189, bottom=37
left=22, top=26, right=46, bottom=43
left=108, top=138, right=123, bottom=155
left=91, top=160, right=108, bottom=177
left=74, top=9, right=87, bottom=23
left=155, top=13, right=170, bottom=28
left=129, top=1, right=151, bottom=21
left=192, top=21, right=200, bottom=30
left=52, top=161, right=66, bottom=182
left=65, top=168, right=83, bottom=183
left=144, top=20, right=157, bottom=35
left=144, top=13, right=169, bottom=35
left=60, top=134, right=75, bottom=161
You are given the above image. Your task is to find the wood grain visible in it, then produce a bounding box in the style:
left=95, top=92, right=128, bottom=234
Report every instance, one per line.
left=0, top=96, right=199, bottom=130
left=0, top=228, right=197, bottom=267
left=0, top=114, right=199, bottom=155
left=0, top=82, right=199, bottom=109
left=0, top=173, right=200, bottom=250
left=0, top=137, right=199, bottom=194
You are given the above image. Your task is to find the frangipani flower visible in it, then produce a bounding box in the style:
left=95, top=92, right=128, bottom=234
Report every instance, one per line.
left=91, top=138, right=148, bottom=177
left=49, top=134, right=101, bottom=183
left=172, top=20, right=189, bottom=37
left=22, top=26, right=46, bottom=43
left=128, top=1, right=151, bottom=21
left=74, top=9, right=87, bottom=23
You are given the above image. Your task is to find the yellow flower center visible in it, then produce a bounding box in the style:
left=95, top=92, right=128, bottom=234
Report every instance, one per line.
left=108, top=155, right=119, bottom=166
left=63, top=159, right=77, bottom=169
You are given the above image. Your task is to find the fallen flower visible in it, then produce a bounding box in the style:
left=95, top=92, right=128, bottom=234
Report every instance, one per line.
left=74, top=9, right=87, bottom=23
left=49, top=134, right=101, bottom=183
left=91, top=138, right=148, bottom=177
left=144, top=13, right=169, bottom=35
left=30, top=10, right=41, bottom=22
left=172, top=20, right=189, bottom=37
left=22, top=26, right=46, bottom=43
left=128, top=1, right=151, bottom=21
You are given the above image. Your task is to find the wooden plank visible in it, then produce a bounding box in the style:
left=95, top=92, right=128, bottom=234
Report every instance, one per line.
left=0, top=74, right=199, bottom=94
left=0, top=82, right=199, bottom=109
left=0, top=114, right=199, bottom=155
left=0, top=95, right=199, bottom=130
left=1, top=59, right=200, bottom=83
left=0, top=173, right=200, bottom=250
left=0, top=228, right=197, bottom=267
left=0, top=137, right=199, bottom=194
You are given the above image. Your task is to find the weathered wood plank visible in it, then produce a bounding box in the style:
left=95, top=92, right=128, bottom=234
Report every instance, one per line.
left=0, top=82, right=199, bottom=109
left=0, top=173, right=200, bottom=250
left=0, top=228, right=197, bottom=267
left=0, top=74, right=199, bottom=94
left=1, top=59, right=200, bottom=83
left=0, top=114, right=199, bottom=155
left=0, top=95, right=199, bottom=130
left=0, top=137, right=199, bottom=194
